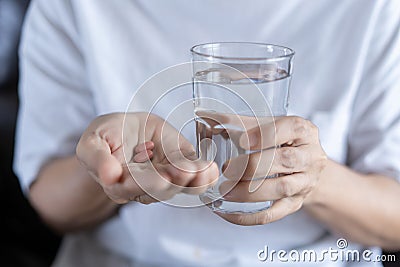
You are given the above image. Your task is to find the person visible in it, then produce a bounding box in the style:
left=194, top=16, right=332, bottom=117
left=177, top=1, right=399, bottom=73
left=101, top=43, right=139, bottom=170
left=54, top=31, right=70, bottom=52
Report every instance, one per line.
left=15, top=0, right=400, bottom=266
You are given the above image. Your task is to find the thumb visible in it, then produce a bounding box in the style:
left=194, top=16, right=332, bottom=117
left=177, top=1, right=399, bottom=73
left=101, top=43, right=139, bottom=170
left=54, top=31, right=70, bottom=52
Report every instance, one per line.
left=76, top=135, right=123, bottom=186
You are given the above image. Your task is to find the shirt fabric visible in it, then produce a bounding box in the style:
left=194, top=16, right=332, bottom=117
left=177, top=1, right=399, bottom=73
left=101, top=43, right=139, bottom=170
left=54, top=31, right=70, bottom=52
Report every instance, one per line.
left=15, top=0, right=400, bottom=266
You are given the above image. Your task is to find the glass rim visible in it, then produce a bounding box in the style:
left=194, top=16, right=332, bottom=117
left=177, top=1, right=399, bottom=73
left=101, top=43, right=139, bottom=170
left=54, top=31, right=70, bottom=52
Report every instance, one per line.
left=190, top=42, right=295, bottom=61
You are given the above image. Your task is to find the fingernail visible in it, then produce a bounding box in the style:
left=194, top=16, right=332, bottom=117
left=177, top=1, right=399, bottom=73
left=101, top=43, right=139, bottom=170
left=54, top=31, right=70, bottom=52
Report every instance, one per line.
left=133, top=151, right=149, bottom=163
left=145, top=141, right=155, bottom=150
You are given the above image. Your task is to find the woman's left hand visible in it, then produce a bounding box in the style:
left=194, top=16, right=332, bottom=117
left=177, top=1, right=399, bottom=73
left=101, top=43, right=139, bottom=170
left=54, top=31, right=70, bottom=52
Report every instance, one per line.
left=216, top=116, right=328, bottom=225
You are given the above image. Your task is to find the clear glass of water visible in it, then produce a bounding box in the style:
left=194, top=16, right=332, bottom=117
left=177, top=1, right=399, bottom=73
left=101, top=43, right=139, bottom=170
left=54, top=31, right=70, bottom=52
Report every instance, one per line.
left=191, top=42, right=294, bottom=214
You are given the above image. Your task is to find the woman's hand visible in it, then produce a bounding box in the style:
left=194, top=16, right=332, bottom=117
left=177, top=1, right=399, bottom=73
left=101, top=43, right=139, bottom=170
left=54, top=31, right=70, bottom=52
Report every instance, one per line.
left=216, top=116, right=328, bottom=225
left=76, top=112, right=219, bottom=205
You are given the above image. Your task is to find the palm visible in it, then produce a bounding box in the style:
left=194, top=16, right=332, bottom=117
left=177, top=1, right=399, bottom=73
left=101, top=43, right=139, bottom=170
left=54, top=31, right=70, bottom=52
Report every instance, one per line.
left=87, top=113, right=218, bottom=204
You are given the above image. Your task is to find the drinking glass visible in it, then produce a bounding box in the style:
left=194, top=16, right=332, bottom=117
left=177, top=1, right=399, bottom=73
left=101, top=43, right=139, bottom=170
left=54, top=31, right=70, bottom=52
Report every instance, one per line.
left=191, top=42, right=294, bottom=214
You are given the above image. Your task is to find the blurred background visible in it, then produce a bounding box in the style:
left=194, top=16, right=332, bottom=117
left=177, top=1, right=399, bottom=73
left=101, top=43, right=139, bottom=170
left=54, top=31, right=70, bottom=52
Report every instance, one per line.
left=0, top=0, right=61, bottom=266
left=0, top=0, right=398, bottom=266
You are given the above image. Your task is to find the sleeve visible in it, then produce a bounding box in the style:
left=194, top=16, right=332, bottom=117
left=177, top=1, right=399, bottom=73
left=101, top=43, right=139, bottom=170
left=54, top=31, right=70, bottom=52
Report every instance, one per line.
left=347, top=0, right=400, bottom=181
left=14, top=0, right=96, bottom=193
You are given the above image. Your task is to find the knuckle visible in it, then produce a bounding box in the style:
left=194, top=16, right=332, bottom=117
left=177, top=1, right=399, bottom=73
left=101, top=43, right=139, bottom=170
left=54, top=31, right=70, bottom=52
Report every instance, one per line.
left=292, top=116, right=305, bottom=128
left=86, top=134, right=102, bottom=148
left=291, top=117, right=312, bottom=138
left=291, top=116, right=304, bottom=125
left=279, top=147, right=297, bottom=169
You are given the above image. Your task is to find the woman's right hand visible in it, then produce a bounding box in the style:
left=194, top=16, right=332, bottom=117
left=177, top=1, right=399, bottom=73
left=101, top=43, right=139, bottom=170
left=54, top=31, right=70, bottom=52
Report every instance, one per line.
left=76, top=112, right=219, bottom=204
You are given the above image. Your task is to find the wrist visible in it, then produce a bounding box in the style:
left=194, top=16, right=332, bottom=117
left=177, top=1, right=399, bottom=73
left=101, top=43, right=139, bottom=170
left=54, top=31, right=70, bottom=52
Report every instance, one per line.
left=303, top=159, right=335, bottom=208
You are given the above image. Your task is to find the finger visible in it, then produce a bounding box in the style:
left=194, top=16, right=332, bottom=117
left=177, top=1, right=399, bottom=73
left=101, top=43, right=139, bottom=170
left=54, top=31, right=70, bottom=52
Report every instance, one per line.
left=135, top=141, right=155, bottom=153
left=166, top=159, right=219, bottom=195
left=76, top=135, right=123, bottom=185
left=239, top=116, right=317, bottom=150
left=105, top=162, right=173, bottom=202
left=223, top=146, right=308, bottom=180
left=133, top=150, right=154, bottom=163
left=220, top=173, right=309, bottom=202
left=105, top=158, right=217, bottom=203
left=181, top=162, right=219, bottom=194
left=215, top=195, right=304, bottom=226
left=125, top=159, right=214, bottom=200
left=130, top=161, right=208, bottom=202
left=155, top=118, right=196, bottom=159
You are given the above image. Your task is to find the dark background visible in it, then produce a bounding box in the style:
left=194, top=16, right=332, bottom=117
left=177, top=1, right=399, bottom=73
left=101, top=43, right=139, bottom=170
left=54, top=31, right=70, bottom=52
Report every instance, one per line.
left=0, top=0, right=61, bottom=266
left=0, top=0, right=398, bottom=266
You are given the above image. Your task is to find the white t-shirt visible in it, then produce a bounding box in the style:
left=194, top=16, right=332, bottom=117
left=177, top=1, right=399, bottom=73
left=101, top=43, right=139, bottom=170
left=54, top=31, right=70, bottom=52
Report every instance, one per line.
left=15, top=0, right=400, bottom=266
